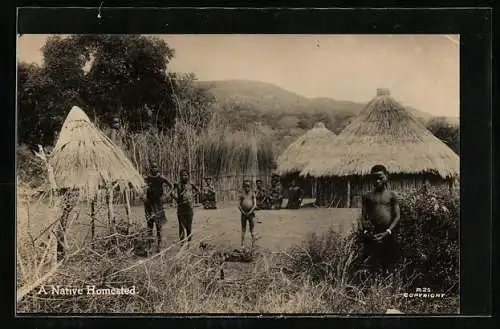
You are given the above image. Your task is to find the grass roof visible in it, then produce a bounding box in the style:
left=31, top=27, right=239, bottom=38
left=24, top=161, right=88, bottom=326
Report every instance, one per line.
left=300, top=89, right=459, bottom=179
left=276, top=122, right=336, bottom=176
left=49, top=106, right=144, bottom=199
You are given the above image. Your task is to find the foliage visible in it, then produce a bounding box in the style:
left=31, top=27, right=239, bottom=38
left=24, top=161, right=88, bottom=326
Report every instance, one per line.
left=173, top=72, right=215, bottom=132
left=44, top=34, right=178, bottom=132
left=397, top=186, right=459, bottom=293
left=18, top=35, right=198, bottom=147
left=16, top=144, right=46, bottom=189
left=17, top=229, right=459, bottom=314
left=17, top=63, right=74, bottom=147
left=426, top=117, right=460, bottom=154
left=213, top=101, right=263, bottom=132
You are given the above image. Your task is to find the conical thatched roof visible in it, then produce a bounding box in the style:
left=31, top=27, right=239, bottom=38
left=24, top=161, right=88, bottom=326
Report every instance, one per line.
left=49, top=106, right=144, bottom=199
left=276, top=122, right=336, bottom=176
left=300, top=89, right=459, bottom=179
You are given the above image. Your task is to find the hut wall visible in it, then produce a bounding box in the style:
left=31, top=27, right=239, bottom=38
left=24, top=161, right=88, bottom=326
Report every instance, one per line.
left=315, top=174, right=454, bottom=208
left=315, top=177, right=346, bottom=207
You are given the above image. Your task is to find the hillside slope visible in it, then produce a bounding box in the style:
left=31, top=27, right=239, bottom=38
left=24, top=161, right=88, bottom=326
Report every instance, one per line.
left=196, top=79, right=456, bottom=123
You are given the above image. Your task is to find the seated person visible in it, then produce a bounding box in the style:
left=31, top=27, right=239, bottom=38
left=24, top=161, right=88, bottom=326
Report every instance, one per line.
left=201, top=177, right=217, bottom=209
left=255, top=179, right=271, bottom=210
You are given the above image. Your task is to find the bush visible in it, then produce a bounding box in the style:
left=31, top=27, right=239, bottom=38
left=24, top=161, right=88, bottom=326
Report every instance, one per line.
left=397, top=186, right=459, bottom=293
left=16, top=144, right=46, bottom=189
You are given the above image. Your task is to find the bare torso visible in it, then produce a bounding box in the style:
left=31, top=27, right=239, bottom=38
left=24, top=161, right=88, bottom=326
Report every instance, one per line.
left=240, top=191, right=255, bottom=212
left=363, top=189, right=396, bottom=231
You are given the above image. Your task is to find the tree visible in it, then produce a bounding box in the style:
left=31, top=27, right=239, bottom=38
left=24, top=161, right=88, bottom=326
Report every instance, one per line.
left=40, top=34, right=178, bottom=132
left=214, top=101, right=262, bottom=132
left=277, top=115, right=299, bottom=129
left=17, top=62, right=76, bottom=147
left=172, top=72, right=215, bottom=132
left=426, top=117, right=460, bottom=155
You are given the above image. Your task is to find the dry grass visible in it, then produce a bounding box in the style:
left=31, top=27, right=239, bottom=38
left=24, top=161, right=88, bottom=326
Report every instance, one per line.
left=16, top=196, right=458, bottom=314
left=112, top=118, right=276, bottom=190
left=301, top=90, right=459, bottom=179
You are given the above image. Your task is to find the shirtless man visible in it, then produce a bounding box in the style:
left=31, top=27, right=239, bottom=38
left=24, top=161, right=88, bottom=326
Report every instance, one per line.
left=361, top=164, right=401, bottom=273
left=171, top=170, right=200, bottom=245
left=144, top=163, right=173, bottom=252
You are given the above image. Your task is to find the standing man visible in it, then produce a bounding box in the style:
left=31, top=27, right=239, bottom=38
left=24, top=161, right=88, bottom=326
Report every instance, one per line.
left=144, top=163, right=173, bottom=252
left=171, top=169, right=200, bottom=245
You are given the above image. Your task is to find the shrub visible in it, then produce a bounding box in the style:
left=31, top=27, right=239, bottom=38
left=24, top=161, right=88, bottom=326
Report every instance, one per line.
left=397, top=186, right=459, bottom=293
left=16, top=144, right=46, bottom=189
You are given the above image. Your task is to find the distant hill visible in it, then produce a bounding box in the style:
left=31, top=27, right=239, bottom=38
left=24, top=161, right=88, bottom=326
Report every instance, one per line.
left=196, top=79, right=458, bottom=124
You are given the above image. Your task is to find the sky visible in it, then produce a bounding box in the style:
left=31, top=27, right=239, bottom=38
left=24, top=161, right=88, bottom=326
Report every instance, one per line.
left=17, top=34, right=459, bottom=118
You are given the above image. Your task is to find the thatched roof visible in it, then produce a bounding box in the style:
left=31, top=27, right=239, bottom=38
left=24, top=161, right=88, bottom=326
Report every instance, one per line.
left=300, top=89, right=459, bottom=179
left=49, top=106, right=144, bottom=199
left=275, top=122, right=336, bottom=176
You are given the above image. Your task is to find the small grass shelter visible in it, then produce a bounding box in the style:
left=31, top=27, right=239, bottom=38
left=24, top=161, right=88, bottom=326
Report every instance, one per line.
left=49, top=106, right=145, bottom=240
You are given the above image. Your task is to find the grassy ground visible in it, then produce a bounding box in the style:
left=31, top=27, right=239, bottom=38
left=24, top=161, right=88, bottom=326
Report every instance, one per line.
left=17, top=198, right=458, bottom=314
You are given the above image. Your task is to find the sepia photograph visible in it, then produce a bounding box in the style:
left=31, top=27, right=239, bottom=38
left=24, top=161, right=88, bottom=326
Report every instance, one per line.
left=16, top=33, right=460, bottom=314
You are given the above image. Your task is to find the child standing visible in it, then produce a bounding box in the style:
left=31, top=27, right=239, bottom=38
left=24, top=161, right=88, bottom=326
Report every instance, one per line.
left=238, top=180, right=257, bottom=248
left=360, top=164, right=402, bottom=273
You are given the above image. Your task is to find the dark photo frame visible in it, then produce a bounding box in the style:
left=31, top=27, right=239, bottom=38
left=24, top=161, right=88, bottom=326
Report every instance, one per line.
left=4, top=4, right=493, bottom=329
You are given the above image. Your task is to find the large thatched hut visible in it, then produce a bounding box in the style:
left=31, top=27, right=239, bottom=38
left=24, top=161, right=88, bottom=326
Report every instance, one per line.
left=300, top=89, right=459, bottom=208
left=275, top=122, right=336, bottom=198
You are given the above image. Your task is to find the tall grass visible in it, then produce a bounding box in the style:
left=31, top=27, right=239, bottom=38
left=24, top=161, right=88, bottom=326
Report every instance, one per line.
left=107, top=118, right=276, bottom=200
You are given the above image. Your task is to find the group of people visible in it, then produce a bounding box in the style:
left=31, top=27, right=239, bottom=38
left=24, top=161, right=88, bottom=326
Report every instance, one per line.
left=142, top=162, right=402, bottom=274
left=142, top=164, right=199, bottom=252
left=254, top=175, right=304, bottom=210
left=141, top=164, right=307, bottom=252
